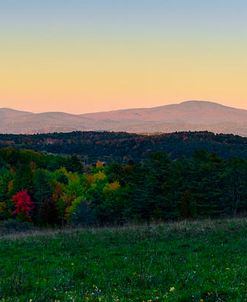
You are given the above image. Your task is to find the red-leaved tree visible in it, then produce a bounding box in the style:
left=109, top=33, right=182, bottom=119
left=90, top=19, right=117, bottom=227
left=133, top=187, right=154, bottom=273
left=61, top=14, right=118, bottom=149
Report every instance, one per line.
left=12, top=190, right=34, bottom=221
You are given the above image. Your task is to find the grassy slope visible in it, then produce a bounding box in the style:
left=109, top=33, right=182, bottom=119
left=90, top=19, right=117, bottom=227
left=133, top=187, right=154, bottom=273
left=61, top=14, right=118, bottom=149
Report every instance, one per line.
left=1, top=219, right=247, bottom=302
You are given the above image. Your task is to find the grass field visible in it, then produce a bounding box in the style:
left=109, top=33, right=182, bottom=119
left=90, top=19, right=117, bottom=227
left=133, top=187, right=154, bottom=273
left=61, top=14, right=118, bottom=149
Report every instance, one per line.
left=1, top=219, right=247, bottom=302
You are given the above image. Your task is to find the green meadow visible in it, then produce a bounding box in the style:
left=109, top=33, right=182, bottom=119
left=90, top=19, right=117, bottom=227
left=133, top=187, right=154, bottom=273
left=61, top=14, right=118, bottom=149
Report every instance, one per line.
left=1, top=219, right=247, bottom=302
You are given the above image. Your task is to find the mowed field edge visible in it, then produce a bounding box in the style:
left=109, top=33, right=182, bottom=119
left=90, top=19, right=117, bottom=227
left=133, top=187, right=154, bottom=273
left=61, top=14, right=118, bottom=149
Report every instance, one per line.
left=1, top=219, right=247, bottom=301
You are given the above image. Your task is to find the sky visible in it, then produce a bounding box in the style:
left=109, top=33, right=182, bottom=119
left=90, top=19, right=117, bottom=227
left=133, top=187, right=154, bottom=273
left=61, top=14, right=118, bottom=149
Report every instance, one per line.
left=0, top=0, right=247, bottom=113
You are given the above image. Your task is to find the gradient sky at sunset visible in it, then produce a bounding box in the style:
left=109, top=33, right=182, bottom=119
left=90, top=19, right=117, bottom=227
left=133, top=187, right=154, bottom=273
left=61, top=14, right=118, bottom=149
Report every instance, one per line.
left=0, top=0, right=247, bottom=113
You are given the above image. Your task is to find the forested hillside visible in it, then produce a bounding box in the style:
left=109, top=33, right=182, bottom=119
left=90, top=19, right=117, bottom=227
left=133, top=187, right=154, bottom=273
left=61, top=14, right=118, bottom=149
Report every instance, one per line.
left=1, top=131, right=247, bottom=163
left=1, top=147, right=247, bottom=227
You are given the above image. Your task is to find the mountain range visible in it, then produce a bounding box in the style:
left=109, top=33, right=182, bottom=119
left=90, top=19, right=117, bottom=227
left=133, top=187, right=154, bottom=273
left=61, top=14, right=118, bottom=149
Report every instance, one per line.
left=1, top=100, right=247, bottom=136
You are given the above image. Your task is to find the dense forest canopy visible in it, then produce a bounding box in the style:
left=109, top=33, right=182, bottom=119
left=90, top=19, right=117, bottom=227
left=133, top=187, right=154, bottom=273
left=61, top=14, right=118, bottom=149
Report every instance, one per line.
left=1, top=131, right=247, bottom=163
left=1, top=145, right=247, bottom=227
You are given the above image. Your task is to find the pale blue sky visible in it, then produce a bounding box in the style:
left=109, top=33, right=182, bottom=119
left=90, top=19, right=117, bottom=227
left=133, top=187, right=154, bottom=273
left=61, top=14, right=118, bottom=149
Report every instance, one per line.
left=0, top=0, right=247, bottom=112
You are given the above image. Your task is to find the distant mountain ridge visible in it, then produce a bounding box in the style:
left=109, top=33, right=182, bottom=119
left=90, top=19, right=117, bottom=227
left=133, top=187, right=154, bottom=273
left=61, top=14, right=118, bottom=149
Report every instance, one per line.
left=1, top=100, right=247, bottom=136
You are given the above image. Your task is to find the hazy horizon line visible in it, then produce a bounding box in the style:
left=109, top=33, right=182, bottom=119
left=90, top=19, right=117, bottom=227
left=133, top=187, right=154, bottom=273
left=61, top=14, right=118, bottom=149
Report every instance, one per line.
left=1, top=99, right=246, bottom=115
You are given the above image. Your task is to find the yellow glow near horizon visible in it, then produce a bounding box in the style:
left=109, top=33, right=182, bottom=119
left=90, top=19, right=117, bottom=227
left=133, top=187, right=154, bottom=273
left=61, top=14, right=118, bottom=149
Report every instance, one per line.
left=0, top=32, right=247, bottom=113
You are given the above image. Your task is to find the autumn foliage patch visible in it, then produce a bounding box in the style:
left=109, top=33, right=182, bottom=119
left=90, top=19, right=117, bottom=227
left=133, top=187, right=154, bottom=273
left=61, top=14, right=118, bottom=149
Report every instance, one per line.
left=12, top=190, right=34, bottom=221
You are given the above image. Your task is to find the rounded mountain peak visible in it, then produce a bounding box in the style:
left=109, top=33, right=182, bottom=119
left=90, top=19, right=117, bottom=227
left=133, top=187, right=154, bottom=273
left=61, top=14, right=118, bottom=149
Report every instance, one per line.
left=179, top=100, right=227, bottom=108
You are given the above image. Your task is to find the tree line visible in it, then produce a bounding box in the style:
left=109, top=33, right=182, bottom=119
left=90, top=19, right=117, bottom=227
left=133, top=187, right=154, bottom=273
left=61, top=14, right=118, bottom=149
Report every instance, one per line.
left=1, top=131, right=247, bottom=163
left=1, top=147, right=247, bottom=226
